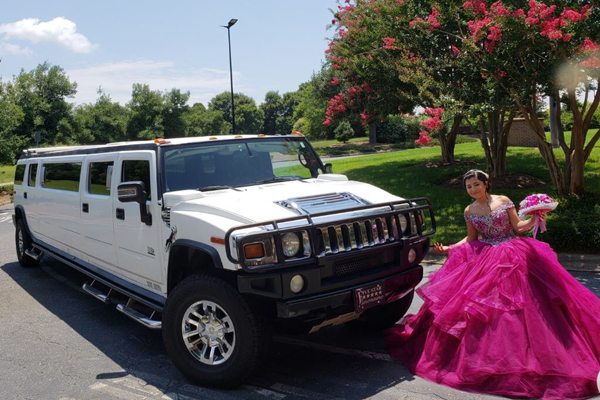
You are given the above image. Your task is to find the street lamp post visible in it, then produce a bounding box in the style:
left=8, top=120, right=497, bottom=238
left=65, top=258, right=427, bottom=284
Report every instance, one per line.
left=222, top=18, right=238, bottom=135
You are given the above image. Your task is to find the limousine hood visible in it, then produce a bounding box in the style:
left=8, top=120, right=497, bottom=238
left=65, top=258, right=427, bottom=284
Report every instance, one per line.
left=166, top=176, right=402, bottom=227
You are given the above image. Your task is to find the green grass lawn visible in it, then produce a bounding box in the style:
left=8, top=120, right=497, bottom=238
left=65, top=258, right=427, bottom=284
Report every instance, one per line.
left=309, top=137, right=368, bottom=150
left=327, top=138, right=600, bottom=250
left=0, top=165, right=15, bottom=183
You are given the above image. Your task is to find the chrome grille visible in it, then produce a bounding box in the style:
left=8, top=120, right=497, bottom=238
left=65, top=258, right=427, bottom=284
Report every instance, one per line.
left=316, top=215, right=401, bottom=256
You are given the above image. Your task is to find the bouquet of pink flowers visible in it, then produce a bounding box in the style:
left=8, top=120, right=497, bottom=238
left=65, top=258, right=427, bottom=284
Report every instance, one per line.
left=518, top=194, right=558, bottom=238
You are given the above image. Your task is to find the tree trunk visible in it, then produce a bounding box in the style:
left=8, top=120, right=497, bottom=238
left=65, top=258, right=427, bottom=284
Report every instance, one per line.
left=369, top=122, right=377, bottom=144
left=570, top=120, right=585, bottom=195
left=439, top=114, right=461, bottom=164
left=514, top=98, right=567, bottom=196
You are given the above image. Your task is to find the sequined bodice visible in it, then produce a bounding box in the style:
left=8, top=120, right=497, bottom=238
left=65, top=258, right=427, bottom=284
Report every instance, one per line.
left=465, top=202, right=516, bottom=245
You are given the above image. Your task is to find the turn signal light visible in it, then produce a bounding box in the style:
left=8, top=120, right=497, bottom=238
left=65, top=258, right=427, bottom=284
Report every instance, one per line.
left=244, top=243, right=265, bottom=259
left=154, top=138, right=169, bottom=144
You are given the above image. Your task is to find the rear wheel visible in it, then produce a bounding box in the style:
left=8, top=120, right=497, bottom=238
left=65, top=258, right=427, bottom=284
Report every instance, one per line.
left=352, top=290, right=415, bottom=329
left=15, top=219, right=39, bottom=268
left=162, top=274, right=271, bottom=388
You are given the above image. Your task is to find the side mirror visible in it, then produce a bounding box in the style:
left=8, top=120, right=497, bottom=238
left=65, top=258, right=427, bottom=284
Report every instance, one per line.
left=324, top=163, right=333, bottom=174
left=118, top=181, right=152, bottom=226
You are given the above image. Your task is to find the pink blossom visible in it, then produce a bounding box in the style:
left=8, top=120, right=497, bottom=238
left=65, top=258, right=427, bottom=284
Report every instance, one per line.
left=496, top=69, right=506, bottom=78
left=424, top=107, right=444, bottom=118
left=330, top=76, right=340, bottom=86
left=325, top=48, right=331, bottom=54
left=382, top=37, right=398, bottom=50
left=332, top=64, right=341, bottom=70
left=428, top=7, right=441, bottom=29
left=397, top=0, right=403, bottom=4
left=561, top=9, right=584, bottom=23
left=421, top=117, right=443, bottom=131
left=490, top=1, right=510, bottom=16
left=415, top=131, right=432, bottom=145
left=580, top=56, right=600, bottom=69
left=367, top=54, right=373, bottom=60
left=451, top=46, right=462, bottom=56
left=563, top=34, right=572, bottom=42
left=513, top=9, right=526, bottom=18
left=332, top=19, right=337, bottom=24
left=487, top=26, right=502, bottom=42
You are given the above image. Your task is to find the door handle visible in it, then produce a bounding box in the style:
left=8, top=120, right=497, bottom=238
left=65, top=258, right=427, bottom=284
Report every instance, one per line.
left=116, top=208, right=125, bottom=220
left=24, top=192, right=27, bottom=199
left=82, top=203, right=89, bottom=213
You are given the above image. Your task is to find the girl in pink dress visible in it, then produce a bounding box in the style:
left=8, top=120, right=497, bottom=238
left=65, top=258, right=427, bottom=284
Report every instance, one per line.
left=386, top=169, right=600, bottom=400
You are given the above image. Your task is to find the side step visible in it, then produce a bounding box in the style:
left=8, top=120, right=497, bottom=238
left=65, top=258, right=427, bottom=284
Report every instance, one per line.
left=117, top=299, right=162, bottom=330
left=82, top=280, right=112, bottom=303
left=25, top=248, right=44, bottom=261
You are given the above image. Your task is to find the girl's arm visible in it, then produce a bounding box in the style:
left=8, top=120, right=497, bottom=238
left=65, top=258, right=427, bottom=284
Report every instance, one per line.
left=507, top=206, right=539, bottom=233
left=433, top=208, right=479, bottom=254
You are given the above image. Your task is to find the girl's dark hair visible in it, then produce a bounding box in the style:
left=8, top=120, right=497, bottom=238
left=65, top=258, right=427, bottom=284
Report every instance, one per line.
left=463, top=169, right=491, bottom=192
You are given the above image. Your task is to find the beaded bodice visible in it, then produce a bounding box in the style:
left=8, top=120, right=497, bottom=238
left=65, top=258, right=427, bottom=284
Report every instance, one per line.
left=465, top=202, right=516, bottom=245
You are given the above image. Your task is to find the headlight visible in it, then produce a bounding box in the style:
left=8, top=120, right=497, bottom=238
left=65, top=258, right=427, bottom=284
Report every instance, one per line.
left=282, top=233, right=301, bottom=257
left=398, top=214, right=408, bottom=233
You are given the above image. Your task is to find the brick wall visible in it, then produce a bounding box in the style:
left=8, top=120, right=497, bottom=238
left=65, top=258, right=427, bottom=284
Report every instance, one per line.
left=507, top=118, right=544, bottom=147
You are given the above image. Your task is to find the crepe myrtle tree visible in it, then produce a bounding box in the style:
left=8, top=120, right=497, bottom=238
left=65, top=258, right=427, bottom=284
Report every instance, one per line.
left=325, top=0, right=472, bottom=162
left=455, top=0, right=600, bottom=195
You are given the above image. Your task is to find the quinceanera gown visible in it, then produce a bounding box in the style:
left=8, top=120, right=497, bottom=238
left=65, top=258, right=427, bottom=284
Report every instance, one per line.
left=386, top=202, right=600, bottom=400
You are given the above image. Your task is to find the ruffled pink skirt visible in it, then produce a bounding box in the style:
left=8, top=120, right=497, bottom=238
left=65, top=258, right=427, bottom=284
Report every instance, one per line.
left=386, top=238, right=600, bottom=399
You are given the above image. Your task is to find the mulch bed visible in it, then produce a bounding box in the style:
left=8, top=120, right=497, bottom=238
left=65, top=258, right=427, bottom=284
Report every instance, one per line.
left=442, top=172, right=547, bottom=190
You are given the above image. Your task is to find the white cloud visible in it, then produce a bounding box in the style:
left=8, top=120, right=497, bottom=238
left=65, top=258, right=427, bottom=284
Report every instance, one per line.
left=0, top=17, right=96, bottom=54
left=0, top=41, right=32, bottom=55
left=66, top=60, right=245, bottom=106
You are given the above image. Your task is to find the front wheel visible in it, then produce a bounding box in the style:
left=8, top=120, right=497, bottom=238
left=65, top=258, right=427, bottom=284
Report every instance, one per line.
left=162, top=274, right=271, bottom=388
left=352, top=290, right=415, bottom=329
left=15, top=219, right=39, bottom=268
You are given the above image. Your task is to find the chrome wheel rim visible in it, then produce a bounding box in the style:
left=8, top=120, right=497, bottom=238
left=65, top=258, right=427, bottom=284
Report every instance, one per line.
left=17, top=229, right=24, bottom=258
left=181, top=300, right=235, bottom=365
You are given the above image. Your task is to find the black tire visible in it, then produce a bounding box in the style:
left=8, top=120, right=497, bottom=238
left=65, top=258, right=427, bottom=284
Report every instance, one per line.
left=352, top=290, right=415, bottom=329
left=162, top=274, right=271, bottom=388
left=15, top=219, right=39, bottom=268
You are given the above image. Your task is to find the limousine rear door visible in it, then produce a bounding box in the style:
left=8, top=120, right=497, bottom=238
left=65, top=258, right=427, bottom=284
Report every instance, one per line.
left=112, top=151, right=164, bottom=293
left=80, top=155, right=119, bottom=272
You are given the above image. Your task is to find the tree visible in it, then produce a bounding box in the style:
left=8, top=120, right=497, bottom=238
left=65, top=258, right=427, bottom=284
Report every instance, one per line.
left=294, top=68, right=339, bottom=139
left=260, top=91, right=283, bottom=134
left=126, top=84, right=164, bottom=140
left=163, top=89, right=190, bottom=138
left=0, top=83, right=26, bottom=164
left=456, top=0, right=600, bottom=195
left=10, top=62, right=77, bottom=147
left=208, top=92, right=263, bottom=134
left=276, top=91, right=302, bottom=135
left=72, top=89, right=129, bottom=144
left=183, top=103, right=228, bottom=136
left=335, top=120, right=354, bottom=142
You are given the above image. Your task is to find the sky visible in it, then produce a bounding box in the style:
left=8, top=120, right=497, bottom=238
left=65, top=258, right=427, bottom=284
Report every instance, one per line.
left=0, top=0, right=338, bottom=106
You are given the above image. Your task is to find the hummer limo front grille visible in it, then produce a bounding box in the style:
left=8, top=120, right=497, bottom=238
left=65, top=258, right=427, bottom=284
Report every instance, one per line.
left=225, top=198, right=436, bottom=271
left=314, top=216, right=399, bottom=256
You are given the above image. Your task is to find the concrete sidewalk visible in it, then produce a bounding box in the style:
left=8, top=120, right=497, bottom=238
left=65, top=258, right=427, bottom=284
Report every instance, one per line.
left=423, top=251, right=600, bottom=272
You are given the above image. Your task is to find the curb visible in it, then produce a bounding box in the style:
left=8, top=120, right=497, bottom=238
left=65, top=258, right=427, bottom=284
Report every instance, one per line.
left=422, top=252, right=600, bottom=272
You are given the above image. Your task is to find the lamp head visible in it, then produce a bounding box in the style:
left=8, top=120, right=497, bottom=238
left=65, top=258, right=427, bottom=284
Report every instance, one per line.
left=227, top=19, right=238, bottom=28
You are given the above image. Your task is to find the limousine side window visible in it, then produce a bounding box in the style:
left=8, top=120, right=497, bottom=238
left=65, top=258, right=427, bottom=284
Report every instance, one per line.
left=14, top=164, right=25, bottom=185
left=121, top=160, right=151, bottom=200
left=28, top=164, right=38, bottom=187
left=42, top=163, right=82, bottom=192
left=89, top=162, right=113, bottom=196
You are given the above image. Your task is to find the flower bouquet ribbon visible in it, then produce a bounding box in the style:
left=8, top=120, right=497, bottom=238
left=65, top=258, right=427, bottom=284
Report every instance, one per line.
left=518, top=194, right=558, bottom=239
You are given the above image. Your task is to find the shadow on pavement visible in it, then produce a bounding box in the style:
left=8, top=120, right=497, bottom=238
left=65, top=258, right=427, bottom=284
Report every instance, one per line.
left=1, top=255, right=414, bottom=400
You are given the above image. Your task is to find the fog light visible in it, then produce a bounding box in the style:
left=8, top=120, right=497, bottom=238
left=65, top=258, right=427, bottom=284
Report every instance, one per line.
left=408, top=248, right=417, bottom=264
left=290, top=275, right=304, bottom=293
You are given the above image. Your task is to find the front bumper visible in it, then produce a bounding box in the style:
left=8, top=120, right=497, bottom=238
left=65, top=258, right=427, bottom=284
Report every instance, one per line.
left=276, top=264, right=422, bottom=318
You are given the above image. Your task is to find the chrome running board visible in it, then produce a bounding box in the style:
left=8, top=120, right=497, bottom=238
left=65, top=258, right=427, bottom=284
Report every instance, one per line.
left=117, top=299, right=162, bottom=330
left=82, top=280, right=112, bottom=303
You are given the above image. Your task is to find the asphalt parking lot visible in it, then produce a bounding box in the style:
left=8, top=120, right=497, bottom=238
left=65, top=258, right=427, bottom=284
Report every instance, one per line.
left=1, top=204, right=599, bottom=400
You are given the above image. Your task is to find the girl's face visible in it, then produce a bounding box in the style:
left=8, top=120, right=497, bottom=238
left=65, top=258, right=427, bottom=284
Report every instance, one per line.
left=465, top=176, right=487, bottom=199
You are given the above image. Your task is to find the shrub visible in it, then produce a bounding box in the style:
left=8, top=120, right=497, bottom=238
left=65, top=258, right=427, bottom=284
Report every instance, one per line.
left=334, top=120, right=354, bottom=143
left=377, top=115, right=422, bottom=144
left=537, top=192, right=600, bottom=254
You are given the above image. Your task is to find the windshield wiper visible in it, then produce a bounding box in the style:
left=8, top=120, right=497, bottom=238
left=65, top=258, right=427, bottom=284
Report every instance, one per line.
left=197, top=185, right=234, bottom=192
left=255, top=177, right=299, bottom=185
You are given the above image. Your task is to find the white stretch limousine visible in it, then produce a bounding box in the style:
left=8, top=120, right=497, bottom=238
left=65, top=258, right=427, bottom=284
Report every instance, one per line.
left=13, top=134, right=435, bottom=387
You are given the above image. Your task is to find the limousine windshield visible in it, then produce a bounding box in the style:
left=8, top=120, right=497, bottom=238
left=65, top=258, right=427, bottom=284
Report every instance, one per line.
left=161, top=137, right=324, bottom=193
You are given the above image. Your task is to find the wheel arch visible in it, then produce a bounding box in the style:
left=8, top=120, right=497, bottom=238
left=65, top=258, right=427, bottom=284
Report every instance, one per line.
left=167, top=239, right=232, bottom=294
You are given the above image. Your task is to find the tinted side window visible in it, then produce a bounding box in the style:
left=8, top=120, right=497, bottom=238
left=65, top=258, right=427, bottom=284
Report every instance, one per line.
left=28, top=164, right=38, bottom=187
left=43, top=163, right=82, bottom=192
left=14, top=164, right=25, bottom=185
left=89, top=162, right=113, bottom=196
left=122, top=160, right=151, bottom=200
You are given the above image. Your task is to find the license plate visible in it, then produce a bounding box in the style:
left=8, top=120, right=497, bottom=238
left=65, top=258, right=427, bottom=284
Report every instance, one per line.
left=354, top=282, right=385, bottom=313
